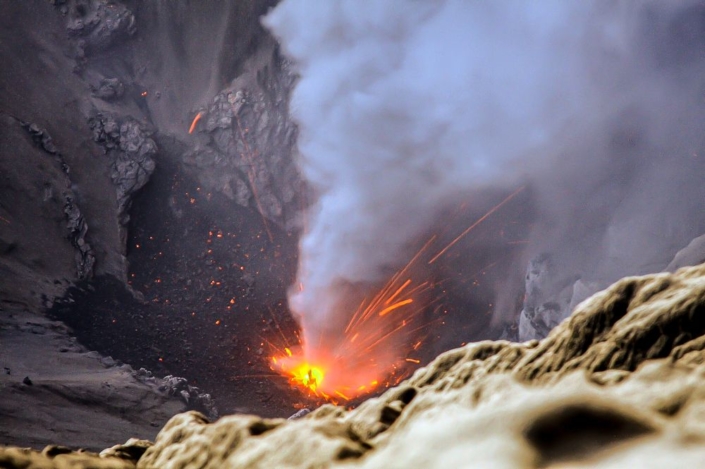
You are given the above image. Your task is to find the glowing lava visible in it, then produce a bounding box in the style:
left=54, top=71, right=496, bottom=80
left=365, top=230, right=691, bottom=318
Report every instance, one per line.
left=269, top=188, right=525, bottom=401
left=273, top=353, right=382, bottom=401
left=188, top=111, right=202, bottom=134
left=289, top=362, right=324, bottom=393
left=270, top=253, right=433, bottom=401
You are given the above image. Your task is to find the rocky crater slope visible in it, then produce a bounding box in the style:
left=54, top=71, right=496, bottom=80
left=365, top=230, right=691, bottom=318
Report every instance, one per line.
left=0, top=0, right=301, bottom=308
left=0, top=0, right=305, bottom=433
left=5, top=262, right=705, bottom=467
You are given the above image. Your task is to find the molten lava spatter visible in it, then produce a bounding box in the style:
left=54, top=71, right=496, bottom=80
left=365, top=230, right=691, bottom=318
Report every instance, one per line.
left=270, top=252, right=434, bottom=400
left=188, top=111, right=202, bottom=134
left=290, top=362, right=324, bottom=393
left=273, top=352, right=384, bottom=401
left=269, top=188, right=526, bottom=401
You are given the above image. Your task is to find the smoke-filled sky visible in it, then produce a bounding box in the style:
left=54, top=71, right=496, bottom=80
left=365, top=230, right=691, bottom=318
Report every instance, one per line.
left=264, top=0, right=705, bottom=350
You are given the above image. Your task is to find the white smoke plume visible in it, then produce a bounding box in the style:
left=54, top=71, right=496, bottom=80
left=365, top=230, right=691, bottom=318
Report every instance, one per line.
left=264, top=1, right=705, bottom=353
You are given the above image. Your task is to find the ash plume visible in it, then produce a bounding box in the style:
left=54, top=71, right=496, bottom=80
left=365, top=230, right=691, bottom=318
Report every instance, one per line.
left=264, top=1, right=705, bottom=352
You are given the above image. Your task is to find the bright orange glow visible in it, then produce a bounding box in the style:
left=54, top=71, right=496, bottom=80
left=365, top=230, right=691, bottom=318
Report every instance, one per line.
left=289, top=362, right=325, bottom=393
left=270, top=250, right=431, bottom=399
left=378, top=299, right=413, bottom=317
left=267, top=188, right=524, bottom=401
left=334, top=391, right=350, bottom=401
left=188, top=112, right=203, bottom=134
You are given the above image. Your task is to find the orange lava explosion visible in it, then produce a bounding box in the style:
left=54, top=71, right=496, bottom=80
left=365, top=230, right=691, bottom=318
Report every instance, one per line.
left=269, top=246, right=435, bottom=401
left=269, top=187, right=525, bottom=402
left=289, top=363, right=324, bottom=392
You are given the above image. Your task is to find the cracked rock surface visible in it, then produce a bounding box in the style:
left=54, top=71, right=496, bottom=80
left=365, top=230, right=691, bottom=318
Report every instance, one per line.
left=89, top=114, right=157, bottom=231
left=20, top=120, right=97, bottom=281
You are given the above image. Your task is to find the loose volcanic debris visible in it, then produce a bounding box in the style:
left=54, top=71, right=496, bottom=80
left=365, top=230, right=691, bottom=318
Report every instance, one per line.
left=6, top=263, right=705, bottom=467
left=153, top=373, right=218, bottom=421
left=3, top=0, right=306, bottom=441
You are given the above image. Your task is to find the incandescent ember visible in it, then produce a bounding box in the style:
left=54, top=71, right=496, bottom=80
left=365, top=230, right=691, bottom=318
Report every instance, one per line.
left=268, top=187, right=526, bottom=402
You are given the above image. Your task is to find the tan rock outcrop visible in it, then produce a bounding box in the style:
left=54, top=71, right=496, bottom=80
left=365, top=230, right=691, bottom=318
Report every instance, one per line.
left=0, top=445, right=136, bottom=469
left=7, top=263, right=705, bottom=468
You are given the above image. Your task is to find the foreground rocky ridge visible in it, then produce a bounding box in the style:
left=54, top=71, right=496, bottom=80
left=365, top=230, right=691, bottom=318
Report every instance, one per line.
left=5, top=263, right=705, bottom=467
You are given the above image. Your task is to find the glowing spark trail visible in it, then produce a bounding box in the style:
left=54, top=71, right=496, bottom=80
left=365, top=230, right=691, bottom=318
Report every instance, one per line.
left=188, top=112, right=202, bottom=134
left=385, top=279, right=412, bottom=305
left=378, top=299, right=413, bottom=317
left=428, top=186, right=526, bottom=264
left=269, top=188, right=524, bottom=401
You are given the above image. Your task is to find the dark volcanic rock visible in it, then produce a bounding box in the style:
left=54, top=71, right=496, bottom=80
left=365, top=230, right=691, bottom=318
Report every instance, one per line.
left=23, top=123, right=59, bottom=156
left=184, top=44, right=305, bottom=230
left=20, top=120, right=96, bottom=280
left=112, top=120, right=157, bottom=223
left=0, top=307, right=186, bottom=451
left=64, top=194, right=96, bottom=279
left=1, top=0, right=302, bottom=451
left=65, top=0, right=137, bottom=54
left=89, top=113, right=157, bottom=231
left=92, top=78, right=125, bottom=101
